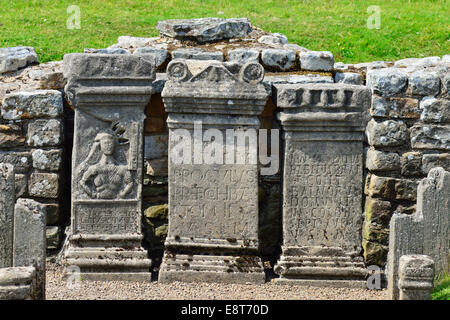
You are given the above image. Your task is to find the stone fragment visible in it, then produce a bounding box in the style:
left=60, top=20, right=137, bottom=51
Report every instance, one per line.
left=257, top=33, right=288, bottom=46
left=299, top=51, right=334, bottom=71
left=0, top=151, right=30, bottom=173
left=371, top=96, right=420, bottom=119
left=156, top=18, right=252, bottom=42
left=134, top=47, right=169, bottom=69
left=366, top=68, right=408, bottom=96
left=227, top=48, right=260, bottom=64
left=1, top=90, right=63, bottom=120
left=408, top=71, right=440, bottom=96
left=84, top=48, right=130, bottom=54
left=366, top=119, right=409, bottom=147
left=283, top=43, right=309, bottom=52
left=0, top=123, right=25, bottom=147
left=334, top=72, right=362, bottom=85
left=26, top=119, right=62, bottom=147
left=261, top=49, right=296, bottom=71
left=422, top=153, right=450, bottom=174
left=420, top=97, right=450, bottom=123
left=354, top=61, right=388, bottom=70
left=31, top=149, right=62, bottom=171
left=0, top=266, right=38, bottom=300
left=46, top=226, right=60, bottom=250
left=274, top=83, right=370, bottom=287
left=116, top=36, right=160, bottom=48
left=363, top=241, right=388, bottom=266
left=159, top=60, right=268, bottom=284
left=410, top=124, right=450, bottom=150
left=366, top=175, right=417, bottom=201
left=0, top=163, right=15, bottom=268
left=366, top=149, right=400, bottom=172
left=62, top=53, right=154, bottom=280
left=395, top=56, right=441, bottom=68
left=13, top=199, right=46, bottom=300
left=0, top=47, right=38, bottom=74
left=172, top=48, right=223, bottom=61
left=387, top=167, right=449, bottom=299
left=28, top=172, right=59, bottom=198
left=400, top=152, right=422, bottom=177
left=398, top=255, right=434, bottom=300
left=364, top=197, right=393, bottom=226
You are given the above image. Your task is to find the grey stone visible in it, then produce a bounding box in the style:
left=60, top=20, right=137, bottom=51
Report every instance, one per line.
left=442, top=55, right=450, bottom=64
left=44, top=203, right=60, bottom=225
left=257, top=34, right=288, bottom=46
left=400, top=151, right=423, bottom=177
left=443, top=73, right=450, bottom=93
left=354, top=61, right=389, bottom=70
left=0, top=163, right=15, bottom=268
left=134, top=47, right=169, bottom=69
left=422, top=153, right=450, bottom=174
left=0, top=151, right=31, bottom=173
left=28, top=172, right=59, bottom=198
left=264, top=74, right=333, bottom=86
left=366, top=149, right=400, bottom=171
left=84, top=48, right=130, bottom=54
left=387, top=167, right=449, bottom=299
left=62, top=53, right=154, bottom=281
left=13, top=198, right=46, bottom=300
left=274, top=83, right=371, bottom=287
left=1, top=90, right=63, bottom=120
left=408, top=71, right=440, bottom=96
left=116, top=36, right=160, bottom=48
left=0, top=266, right=38, bottom=300
left=299, top=51, right=334, bottom=71
left=366, top=68, right=408, bottom=96
left=227, top=48, right=260, bottom=64
left=0, top=47, right=38, bottom=74
left=420, top=97, right=450, bottom=123
left=31, top=149, right=62, bottom=171
left=283, top=43, right=309, bottom=52
left=410, top=124, right=450, bottom=150
left=172, top=48, right=223, bottom=61
left=398, top=255, right=434, bottom=300
left=144, top=134, right=168, bottom=160
left=26, top=119, right=62, bottom=147
left=366, top=119, right=409, bottom=147
left=152, top=73, right=168, bottom=93
left=159, top=60, right=268, bottom=284
left=46, top=226, right=60, bottom=250
left=371, top=96, right=420, bottom=119
left=366, top=174, right=417, bottom=201
left=335, top=72, right=362, bottom=85
left=14, top=173, right=27, bottom=198
left=156, top=18, right=252, bottom=42
left=261, top=49, right=296, bottom=71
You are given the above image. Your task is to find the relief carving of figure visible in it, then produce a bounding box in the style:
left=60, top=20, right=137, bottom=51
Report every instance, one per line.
left=78, top=131, right=133, bottom=199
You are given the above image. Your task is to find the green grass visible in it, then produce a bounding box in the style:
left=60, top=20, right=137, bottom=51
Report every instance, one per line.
left=0, top=0, right=449, bottom=63
left=432, top=273, right=450, bottom=300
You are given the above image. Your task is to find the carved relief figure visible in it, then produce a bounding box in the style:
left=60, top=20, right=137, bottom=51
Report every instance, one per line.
left=78, top=131, right=133, bottom=199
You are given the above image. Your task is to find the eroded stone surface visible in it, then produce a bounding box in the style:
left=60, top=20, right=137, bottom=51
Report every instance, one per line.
left=366, top=119, right=409, bottom=147
left=0, top=163, right=15, bottom=268
left=299, top=51, right=334, bottom=71
left=398, top=254, right=434, bottom=300
left=261, top=49, right=296, bottom=71
left=366, top=68, right=408, bottom=96
left=0, top=47, right=38, bottom=74
left=0, top=266, right=37, bottom=300
left=1, top=90, right=63, bottom=120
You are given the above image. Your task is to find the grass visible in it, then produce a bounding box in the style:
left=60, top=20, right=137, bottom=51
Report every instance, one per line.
left=432, top=273, right=450, bottom=300
left=0, top=0, right=449, bottom=63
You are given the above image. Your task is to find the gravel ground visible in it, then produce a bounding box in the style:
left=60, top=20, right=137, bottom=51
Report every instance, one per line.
left=46, top=263, right=388, bottom=300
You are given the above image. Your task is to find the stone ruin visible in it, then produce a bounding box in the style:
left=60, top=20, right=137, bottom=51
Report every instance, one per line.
left=0, top=17, right=449, bottom=298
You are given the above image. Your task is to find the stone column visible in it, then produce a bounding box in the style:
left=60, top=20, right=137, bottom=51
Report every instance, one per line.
left=0, top=163, right=15, bottom=268
left=273, top=83, right=371, bottom=288
left=398, top=255, right=434, bottom=300
left=62, top=54, right=155, bottom=281
left=159, top=59, right=268, bottom=284
left=387, top=167, right=449, bottom=299
left=13, top=199, right=46, bottom=300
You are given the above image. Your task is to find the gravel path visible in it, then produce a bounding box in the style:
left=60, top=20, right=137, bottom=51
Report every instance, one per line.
left=46, top=263, right=388, bottom=300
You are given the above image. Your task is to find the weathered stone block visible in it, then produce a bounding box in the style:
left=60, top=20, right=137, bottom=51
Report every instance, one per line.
left=0, top=163, right=15, bottom=268
left=172, top=48, right=223, bottom=61
left=84, top=48, right=130, bottom=54
left=299, top=51, right=334, bottom=71
left=364, top=197, right=393, bottom=226
left=43, top=203, right=60, bottom=225
left=366, top=68, right=408, bottom=96
left=13, top=199, right=46, bottom=300
left=46, top=226, right=60, bottom=250
left=366, top=175, right=417, bottom=201
left=401, top=152, right=423, bottom=177
left=0, top=123, right=25, bottom=147
left=420, top=97, right=450, bottom=123
left=422, top=153, right=450, bottom=174
left=26, top=119, right=62, bottom=147
left=334, top=72, right=362, bottom=85
left=31, top=149, right=62, bottom=171
left=399, top=255, right=434, bottom=300
left=408, top=71, right=440, bottom=96
left=134, top=47, right=168, bottom=69
left=0, top=151, right=31, bottom=173
left=0, top=47, right=38, bottom=74
left=366, top=149, right=400, bottom=172
left=28, top=172, right=59, bottom=198
left=1, top=90, right=63, bottom=120
left=371, top=96, right=420, bottom=119
left=156, top=18, right=252, bottom=42
left=0, top=266, right=38, bottom=300
left=227, top=48, right=260, bottom=64
left=258, top=34, right=288, bottom=46
left=366, top=119, right=409, bottom=147
left=14, top=173, right=27, bottom=198
left=363, top=240, right=388, bottom=267
left=261, top=49, right=296, bottom=71
left=411, top=124, right=450, bottom=150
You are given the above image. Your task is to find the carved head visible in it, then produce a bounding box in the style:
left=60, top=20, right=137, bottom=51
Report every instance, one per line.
left=95, top=132, right=115, bottom=155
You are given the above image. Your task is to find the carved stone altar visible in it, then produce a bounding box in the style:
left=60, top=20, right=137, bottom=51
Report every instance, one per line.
left=159, top=60, right=268, bottom=284
left=62, top=54, right=155, bottom=280
left=273, top=83, right=371, bottom=288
